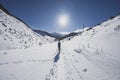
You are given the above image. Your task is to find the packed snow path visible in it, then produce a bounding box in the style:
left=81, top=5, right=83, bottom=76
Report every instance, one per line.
left=0, top=41, right=120, bottom=80
left=44, top=41, right=120, bottom=80
left=0, top=43, right=57, bottom=80
left=0, top=40, right=120, bottom=80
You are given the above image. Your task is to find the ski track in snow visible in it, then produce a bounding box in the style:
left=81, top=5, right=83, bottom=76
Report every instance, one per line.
left=0, top=59, right=53, bottom=66
left=74, top=49, right=109, bottom=77
left=1, top=45, right=119, bottom=80
left=61, top=44, right=120, bottom=80
left=74, top=48, right=120, bottom=80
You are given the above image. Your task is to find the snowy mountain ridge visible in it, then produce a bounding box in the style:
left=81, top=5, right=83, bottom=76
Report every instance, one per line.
left=0, top=4, right=54, bottom=50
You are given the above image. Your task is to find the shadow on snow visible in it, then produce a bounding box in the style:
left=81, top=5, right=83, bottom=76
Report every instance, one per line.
left=54, top=51, right=60, bottom=63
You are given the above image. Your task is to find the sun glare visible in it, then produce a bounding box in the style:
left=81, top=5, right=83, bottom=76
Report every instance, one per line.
left=58, top=14, right=69, bottom=28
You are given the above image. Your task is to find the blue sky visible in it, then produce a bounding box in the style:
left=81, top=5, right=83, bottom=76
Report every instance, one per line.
left=0, top=0, right=120, bottom=32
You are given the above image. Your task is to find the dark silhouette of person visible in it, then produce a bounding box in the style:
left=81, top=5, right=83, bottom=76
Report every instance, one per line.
left=54, top=40, right=61, bottom=62
left=58, top=40, right=61, bottom=53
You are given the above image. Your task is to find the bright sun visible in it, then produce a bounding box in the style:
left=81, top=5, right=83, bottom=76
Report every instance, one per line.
left=58, top=14, right=69, bottom=28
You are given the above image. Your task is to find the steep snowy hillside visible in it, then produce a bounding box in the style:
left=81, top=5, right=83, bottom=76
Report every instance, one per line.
left=60, top=15, right=120, bottom=80
left=0, top=5, right=54, bottom=50
left=34, top=30, right=53, bottom=37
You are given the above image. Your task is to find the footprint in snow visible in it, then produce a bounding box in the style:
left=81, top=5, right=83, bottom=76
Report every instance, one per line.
left=0, top=62, right=9, bottom=65
left=12, top=61, right=24, bottom=64
left=82, top=69, right=88, bottom=72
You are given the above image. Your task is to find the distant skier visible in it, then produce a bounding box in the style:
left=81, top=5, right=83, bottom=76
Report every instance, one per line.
left=58, top=40, right=61, bottom=53
left=54, top=40, right=61, bottom=62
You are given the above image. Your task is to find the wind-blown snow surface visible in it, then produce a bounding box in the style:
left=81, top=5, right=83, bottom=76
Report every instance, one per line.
left=1, top=6, right=120, bottom=80
left=0, top=8, right=54, bottom=50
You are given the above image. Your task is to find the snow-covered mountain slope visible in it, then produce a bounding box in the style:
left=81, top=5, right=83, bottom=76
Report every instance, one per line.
left=34, top=29, right=53, bottom=37
left=73, top=27, right=89, bottom=33
left=0, top=5, right=54, bottom=50
left=60, top=15, right=120, bottom=80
